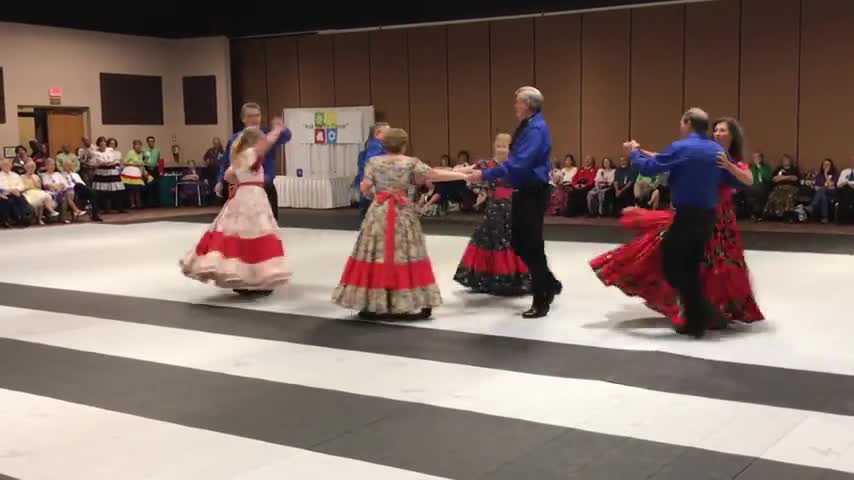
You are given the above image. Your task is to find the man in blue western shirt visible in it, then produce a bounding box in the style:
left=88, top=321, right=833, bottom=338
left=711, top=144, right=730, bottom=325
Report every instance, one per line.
left=625, top=107, right=741, bottom=338
left=215, top=102, right=292, bottom=222
left=356, top=122, right=389, bottom=219
left=468, top=86, right=561, bottom=318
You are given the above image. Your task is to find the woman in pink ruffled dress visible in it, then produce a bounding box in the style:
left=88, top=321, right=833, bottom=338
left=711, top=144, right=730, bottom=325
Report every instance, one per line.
left=180, top=120, right=290, bottom=296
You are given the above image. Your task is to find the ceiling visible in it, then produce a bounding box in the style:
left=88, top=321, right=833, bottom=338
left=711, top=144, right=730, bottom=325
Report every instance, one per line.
left=0, top=1, right=695, bottom=38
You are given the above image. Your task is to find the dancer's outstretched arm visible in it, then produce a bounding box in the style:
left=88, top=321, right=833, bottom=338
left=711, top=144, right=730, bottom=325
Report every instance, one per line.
left=426, top=168, right=468, bottom=183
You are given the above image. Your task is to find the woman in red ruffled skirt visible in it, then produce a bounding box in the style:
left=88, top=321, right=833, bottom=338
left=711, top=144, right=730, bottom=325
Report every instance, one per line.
left=590, top=117, right=764, bottom=328
left=180, top=123, right=290, bottom=295
left=454, top=133, right=531, bottom=296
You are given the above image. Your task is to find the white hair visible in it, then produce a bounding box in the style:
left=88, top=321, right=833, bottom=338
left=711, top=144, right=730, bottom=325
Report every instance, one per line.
left=515, top=86, right=544, bottom=112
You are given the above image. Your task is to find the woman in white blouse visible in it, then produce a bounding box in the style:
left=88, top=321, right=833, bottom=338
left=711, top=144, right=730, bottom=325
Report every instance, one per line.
left=21, top=160, right=59, bottom=223
left=90, top=136, right=126, bottom=213
left=41, top=157, right=86, bottom=222
left=587, top=156, right=616, bottom=217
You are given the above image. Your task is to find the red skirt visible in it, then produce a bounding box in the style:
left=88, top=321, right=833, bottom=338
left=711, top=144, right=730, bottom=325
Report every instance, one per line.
left=454, top=197, right=530, bottom=295
left=590, top=201, right=764, bottom=326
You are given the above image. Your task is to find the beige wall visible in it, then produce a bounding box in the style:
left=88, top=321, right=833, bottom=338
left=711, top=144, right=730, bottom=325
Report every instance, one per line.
left=0, top=22, right=232, bottom=164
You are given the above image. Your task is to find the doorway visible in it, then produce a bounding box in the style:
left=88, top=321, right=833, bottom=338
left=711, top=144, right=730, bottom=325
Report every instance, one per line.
left=17, top=106, right=89, bottom=156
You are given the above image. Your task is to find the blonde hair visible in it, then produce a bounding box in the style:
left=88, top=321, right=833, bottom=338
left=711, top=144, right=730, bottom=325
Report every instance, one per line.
left=382, top=128, right=409, bottom=154
left=230, top=127, right=266, bottom=163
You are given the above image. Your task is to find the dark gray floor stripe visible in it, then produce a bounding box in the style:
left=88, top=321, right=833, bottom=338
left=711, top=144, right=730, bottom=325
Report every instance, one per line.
left=0, top=475, right=20, bottom=480
left=2, top=282, right=854, bottom=418
left=1, top=338, right=851, bottom=480
left=145, top=209, right=854, bottom=254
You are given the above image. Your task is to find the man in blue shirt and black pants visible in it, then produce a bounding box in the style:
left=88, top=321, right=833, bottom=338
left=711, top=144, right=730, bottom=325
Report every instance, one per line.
left=468, top=86, right=561, bottom=318
left=626, top=108, right=742, bottom=338
left=215, top=102, right=292, bottom=223
left=356, top=122, right=388, bottom=219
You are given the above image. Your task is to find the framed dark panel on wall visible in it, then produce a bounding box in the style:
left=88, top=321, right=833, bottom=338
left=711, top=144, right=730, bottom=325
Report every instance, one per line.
left=0, top=67, right=5, bottom=124
left=182, top=75, right=218, bottom=125
left=100, top=73, right=164, bottom=125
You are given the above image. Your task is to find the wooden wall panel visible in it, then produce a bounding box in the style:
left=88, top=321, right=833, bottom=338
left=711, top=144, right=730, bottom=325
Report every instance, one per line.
left=581, top=10, right=631, bottom=160
left=490, top=19, right=535, bottom=140
left=447, top=23, right=491, bottom=160
left=298, top=35, right=334, bottom=107
left=333, top=33, right=371, bottom=106
left=230, top=38, right=268, bottom=125
left=535, top=15, right=581, bottom=161
left=684, top=0, right=740, bottom=122
left=798, top=0, right=854, bottom=169
left=369, top=30, right=410, bottom=132
left=265, top=37, right=300, bottom=115
left=0, top=67, right=5, bottom=124
left=630, top=6, right=685, bottom=153
left=740, top=0, right=800, bottom=163
left=408, top=26, right=449, bottom=164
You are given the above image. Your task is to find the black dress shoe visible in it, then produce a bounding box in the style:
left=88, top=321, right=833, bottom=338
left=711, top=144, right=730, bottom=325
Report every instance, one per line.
left=674, top=318, right=705, bottom=338
left=522, top=304, right=550, bottom=318
left=420, top=308, right=432, bottom=319
left=357, top=310, right=378, bottom=320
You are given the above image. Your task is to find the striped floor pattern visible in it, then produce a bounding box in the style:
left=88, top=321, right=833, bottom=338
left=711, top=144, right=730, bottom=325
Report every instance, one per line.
left=2, top=222, right=854, bottom=479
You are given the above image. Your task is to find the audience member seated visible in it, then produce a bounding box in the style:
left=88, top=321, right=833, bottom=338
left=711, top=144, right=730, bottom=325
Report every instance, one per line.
left=455, top=150, right=472, bottom=168
left=13, top=146, right=29, bottom=174
left=651, top=173, right=671, bottom=209
left=836, top=157, right=854, bottom=224
left=417, top=180, right=443, bottom=216
left=56, top=145, right=80, bottom=173
left=42, top=158, right=86, bottom=223
left=587, top=156, right=616, bottom=217
left=21, top=160, right=60, bottom=224
left=747, top=152, right=772, bottom=221
left=547, top=154, right=577, bottom=216
left=567, top=155, right=597, bottom=216
left=61, top=158, right=101, bottom=222
left=31, top=142, right=49, bottom=171
left=0, top=157, right=34, bottom=227
left=613, top=156, right=636, bottom=213
left=438, top=154, right=451, bottom=168
left=806, top=158, right=837, bottom=223
left=763, top=154, right=801, bottom=222
left=634, top=173, right=654, bottom=208
left=432, top=153, right=475, bottom=212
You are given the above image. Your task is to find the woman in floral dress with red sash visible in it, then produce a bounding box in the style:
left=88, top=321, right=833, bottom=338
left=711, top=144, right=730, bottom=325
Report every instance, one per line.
left=332, top=128, right=469, bottom=319
left=590, top=117, right=764, bottom=329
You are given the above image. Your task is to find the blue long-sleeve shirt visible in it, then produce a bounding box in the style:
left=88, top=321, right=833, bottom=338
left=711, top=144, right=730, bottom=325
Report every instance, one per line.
left=218, top=128, right=292, bottom=184
left=630, top=132, right=741, bottom=209
left=356, top=138, right=385, bottom=186
left=482, top=112, right=552, bottom=187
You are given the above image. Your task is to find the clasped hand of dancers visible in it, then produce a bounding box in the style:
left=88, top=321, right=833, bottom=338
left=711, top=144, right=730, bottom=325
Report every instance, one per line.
left=180, top=92, right=763, bottom=339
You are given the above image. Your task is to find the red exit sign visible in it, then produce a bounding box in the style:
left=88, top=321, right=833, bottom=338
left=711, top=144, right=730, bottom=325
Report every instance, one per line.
left=49, top=87, right=63, bottom=97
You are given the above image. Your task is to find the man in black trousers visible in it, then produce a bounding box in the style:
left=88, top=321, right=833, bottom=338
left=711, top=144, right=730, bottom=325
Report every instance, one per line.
left=626, top=108, right=742, bottom=338
left=467, top=86, right=561, bottom=318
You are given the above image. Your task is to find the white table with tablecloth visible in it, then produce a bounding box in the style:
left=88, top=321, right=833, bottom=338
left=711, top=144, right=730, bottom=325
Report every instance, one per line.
left=274, top=176, right=354, bottom=209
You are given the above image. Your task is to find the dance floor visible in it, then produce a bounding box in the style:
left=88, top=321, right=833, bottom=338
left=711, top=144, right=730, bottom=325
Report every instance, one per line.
left=2, top=215, right=854, bottom=479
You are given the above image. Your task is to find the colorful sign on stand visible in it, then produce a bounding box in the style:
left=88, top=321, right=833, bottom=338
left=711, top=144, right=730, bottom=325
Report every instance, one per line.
left=313, top=112, right=338, bottom=145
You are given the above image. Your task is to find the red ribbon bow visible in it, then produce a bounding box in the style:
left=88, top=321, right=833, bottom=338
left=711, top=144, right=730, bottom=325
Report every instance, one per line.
left=374, top=191, right=408, bottom=288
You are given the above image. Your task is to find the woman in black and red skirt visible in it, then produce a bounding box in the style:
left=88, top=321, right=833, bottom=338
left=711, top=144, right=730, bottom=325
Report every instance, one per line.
left=454, top=133, right=531, bottom=296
